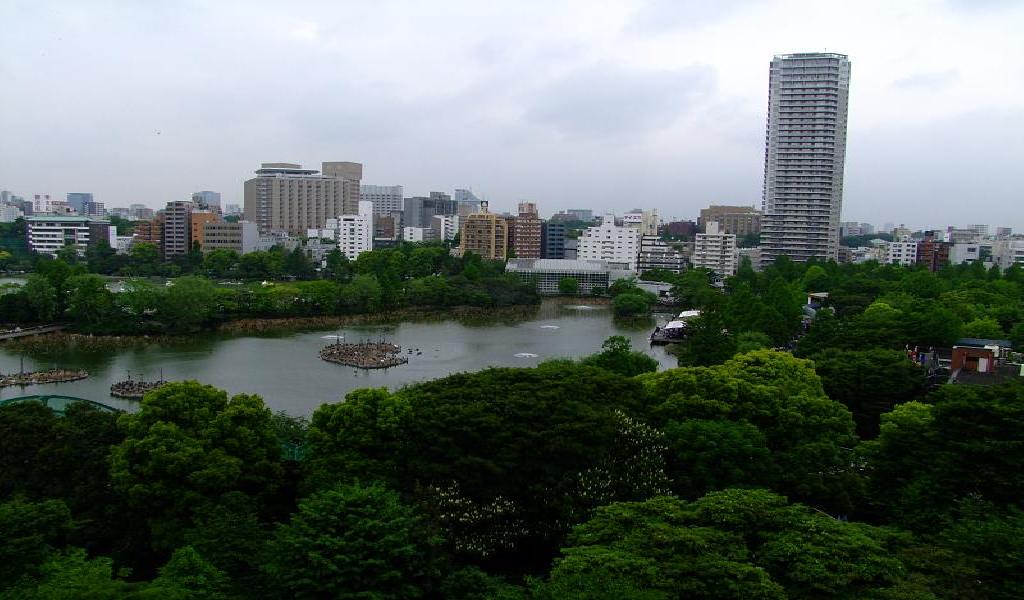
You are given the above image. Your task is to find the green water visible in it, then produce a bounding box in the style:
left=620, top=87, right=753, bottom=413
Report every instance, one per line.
left=0, top=300, right=676, bottom=415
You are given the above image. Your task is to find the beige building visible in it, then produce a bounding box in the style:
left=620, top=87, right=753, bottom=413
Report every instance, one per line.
left=698, top=205, right=761, bottom=236
left=244, top=161, right=362, bottom=235
left=190, top=210, right=221, bottom=248
left=459, top=202, right=508, bottom=260
left=513, top=202, right=542, bottom=258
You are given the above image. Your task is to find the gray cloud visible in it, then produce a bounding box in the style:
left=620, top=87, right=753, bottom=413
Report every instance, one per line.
left=627, top=0, right=753, bottom=34
left=893, top=69, right=959, bottom=90
left=524, top=64, right=716, bottom=138
left=844, top=109, right=1024, bottom=230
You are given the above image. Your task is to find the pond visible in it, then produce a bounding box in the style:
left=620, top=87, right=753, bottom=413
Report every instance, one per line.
left=0, top=300, right=677, bottom=415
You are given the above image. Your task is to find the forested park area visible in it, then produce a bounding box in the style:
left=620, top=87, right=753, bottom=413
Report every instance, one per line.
left=0, top=241, right=539, bottom=334
left=3, top=241, right=1024, bottom=597
left=1, top=340, right=1022, bottom=598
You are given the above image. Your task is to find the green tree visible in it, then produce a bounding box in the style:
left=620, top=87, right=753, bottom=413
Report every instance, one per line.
left=0, top=498, right=73, bottom=588
left=961, top=317, right=1005, bottom=339
left=322, top=248, right=352, bottom=282
left=66, top=274, right=116, bottom=330
left=202, top=249, right=240, bottom=279
left=127, top=242, right=161, bottom=276
left=22, top=274, right=59, bottom=321
left=863, top=384, right=1024, bottom=530
left=263, top=483, right=438, bottom=599
left=160, top=276, right=218, bottom=331
left=55, top=243, right=80, bottom=265
left=283, top=247, right=316, bottom=279
left=540, top=489, right=921, bottom=599
left=109, top=382, right=284, bottom=552
left=339, top=274, right=383, bottom=313
left=640, top=351, right=860, bottom=513
left=581, top=335, right=659, bottom=377
left=558, top=277, right=579, bottom=295
left=672, top=299, right=737, bottom=367
left=612, top=292, right=651, bottom=317
left=735, top=331, right=773, bottom=353
left=811, top=348, right=926, bottom=438
left=149, top=546, right=232, bottom=600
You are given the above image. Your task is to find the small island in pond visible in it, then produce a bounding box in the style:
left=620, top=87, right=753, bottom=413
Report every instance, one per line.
left=0, top=368, right=89, bottom=388
left=110, top=378, right=170, bottom=399
left=320, top=341, right=409, bottom=369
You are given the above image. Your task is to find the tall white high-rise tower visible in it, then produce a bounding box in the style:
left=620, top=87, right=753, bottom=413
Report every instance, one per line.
left=761, top=52, right=851, bottom=263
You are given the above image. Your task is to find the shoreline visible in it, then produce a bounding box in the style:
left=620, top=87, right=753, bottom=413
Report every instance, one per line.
left=0, top=303, right=548, bottom=353
left=0, top=298, right=627, bottom=354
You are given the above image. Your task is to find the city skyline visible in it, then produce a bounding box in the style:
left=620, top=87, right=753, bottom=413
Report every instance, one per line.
left=1, top=1, right=1022, bottom=229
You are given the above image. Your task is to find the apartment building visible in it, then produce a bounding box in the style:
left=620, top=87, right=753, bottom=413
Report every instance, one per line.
left=513, top=202, right=542, bottom=258
left=577, top=215, right=641, bottom=271
left=243, top=161, right=362, bottom=235
left=458, top=202, right=508, bottom=260
left=886, top=240, right=918, bottom=266
left=761, top=53, right=851, bottom=263
left=692, top=222, right=737, bottom=276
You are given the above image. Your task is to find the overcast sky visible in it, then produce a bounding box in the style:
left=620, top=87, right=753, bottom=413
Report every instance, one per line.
left=1, top=0, right=1022, bottom=230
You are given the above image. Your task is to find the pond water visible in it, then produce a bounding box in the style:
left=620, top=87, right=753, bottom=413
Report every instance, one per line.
left=0, top=300, right=677, bottom=415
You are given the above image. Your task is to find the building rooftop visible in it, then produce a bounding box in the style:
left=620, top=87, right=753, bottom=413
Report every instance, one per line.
left=25, top=215, right=109, bottom=223
left=955, top=338, right=1014, bottom=349
left=507, top=258, right=611, bottom=272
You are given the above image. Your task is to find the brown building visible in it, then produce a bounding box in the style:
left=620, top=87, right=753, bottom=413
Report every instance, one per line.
left=134, top=214, right=165, bottom=253
left=459, top=202, right=508, bottom=260
left=512, top=202, right=542, bottom=258
left=190, top=211, right=221, bottom=248
left=662, top=220, right=697, bottom=238
left=916, top=230, right=951, bottom=272
left=698, top=205, right=761, bottom=236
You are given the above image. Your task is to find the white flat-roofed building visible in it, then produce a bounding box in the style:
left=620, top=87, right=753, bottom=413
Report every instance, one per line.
left=431, top=214, right=458, bottom=241
left=638, top=235, right=687, bottom=274
left=577, top=215, right=641, bottom=271
left=506, top=258, right=633, bottom=295
left=950, top=243, right=981, bottom=265
left=25, top=215, right=110, bottom=256
left=692, top=222, right=737, bottom=276
left=403, top=226, right=435, bottom=242
left=993, top=240, right=1024, bottom=270
left=886, top=240, right=918, bottom=266
left=332, top=200, right=373, bottom=260
left=1, top=204, right=23, bottom=222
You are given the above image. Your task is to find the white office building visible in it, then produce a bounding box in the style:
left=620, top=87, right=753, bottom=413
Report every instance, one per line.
left=577, top=215, right=641, bottom=271
left=993, top=240, right=1024, bottom=270
left=403, top=226, right=436, bottom=242
left=886, top=240, right=918, bottom=266
left=950, top=243, right=982, bottom=265
left=692, top=222, right=737, bottom=276
left=431, top=214, right=459, bottom=241
left=25, top=215, right=111, bottom=256
left=321, top=200, right=373, bottom=260
left=761, top=53, right=851, bottom=263
left=1, top=204, right=23, bottom=223
left=360, top=184, right=404, bottom=216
